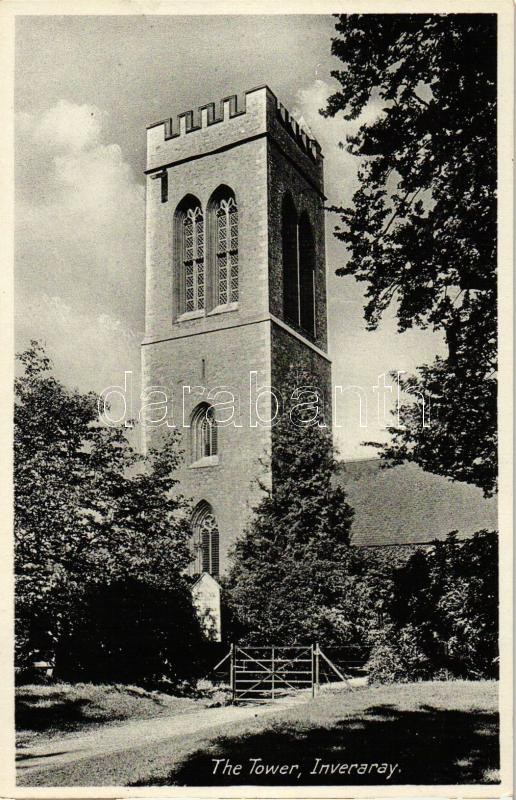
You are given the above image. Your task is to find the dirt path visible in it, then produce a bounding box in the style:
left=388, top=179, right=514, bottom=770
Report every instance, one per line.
left=17, top=691, right=314, bottom=785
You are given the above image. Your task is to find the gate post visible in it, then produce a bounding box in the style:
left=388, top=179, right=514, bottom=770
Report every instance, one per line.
left=311, top=644, right=315, bottom=698
left=315, top=642, right=320, bottom=695
left=271, top=645, right=275, bottom=700
left=230, top=643, right=235, bottom=702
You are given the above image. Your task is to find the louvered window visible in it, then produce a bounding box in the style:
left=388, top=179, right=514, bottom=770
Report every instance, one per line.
left=200, top=407, right=217, bottom=457
left=200, top=514, right=220, bottom=576
left=191, top=404, right=218, bottom=463
left=192, top=503, right=220, bottom=577
left=282, top=197, right=316, bottom=339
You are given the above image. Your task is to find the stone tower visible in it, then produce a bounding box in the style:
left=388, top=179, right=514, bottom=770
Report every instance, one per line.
left=142, top=86, right=331, bottom=576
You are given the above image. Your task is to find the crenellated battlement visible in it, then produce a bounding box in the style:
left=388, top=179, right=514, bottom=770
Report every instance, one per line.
left=146, top=86, right=322, bottom=166
left=275, top=100, right=321, bottom=161
left=147, top=92, right=246, bottom=139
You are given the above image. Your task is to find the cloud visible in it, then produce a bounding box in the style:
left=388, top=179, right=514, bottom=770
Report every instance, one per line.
left=15, top=89, right=444, bottom=461
left=15, top=292, right=138, bottom=392
left=293, top=79, right=385, bottom=207
left=32, top=99, right=106, bottom=153
left=15, top=100, right=145, bottom=397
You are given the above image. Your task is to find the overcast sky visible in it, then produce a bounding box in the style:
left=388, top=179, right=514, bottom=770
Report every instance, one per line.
left=15, top=14, right=445, bottom=459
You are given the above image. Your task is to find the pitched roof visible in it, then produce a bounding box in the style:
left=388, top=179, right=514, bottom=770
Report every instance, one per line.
left=334, top=459, right=498, bottom=547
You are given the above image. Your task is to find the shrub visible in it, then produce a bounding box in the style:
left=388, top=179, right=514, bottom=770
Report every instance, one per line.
left=55, top=578, right=206, bottom=686
left=396, top=625, right=433, bottom=680
left=367, top=635, right=406, bottom=685
left=375, top=530, right=499, bottom=681
left=367, top=625, right=432, bottom=684
left=195, top=679, right=232, bottom=707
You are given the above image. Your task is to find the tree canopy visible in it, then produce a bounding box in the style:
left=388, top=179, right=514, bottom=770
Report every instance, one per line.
left=15, top=342, right=200, bottom=680
left=368, top=530, right=499, bottom=682
left=226, top=370, right=355, bottom=645
left=323, top=14, right=497, bottom=495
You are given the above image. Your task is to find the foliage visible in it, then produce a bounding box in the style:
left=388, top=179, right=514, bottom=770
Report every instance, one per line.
left=370, top=530, right=498, bottom=682
left=56, top=578, right=205, bottom=684
left=226, top=369, right=355, bottom=645
left=15, top=341, right=200, bottom=680
left=367, top=629, right=407, bottom=685
left=323, top=15, right=497, bottom=495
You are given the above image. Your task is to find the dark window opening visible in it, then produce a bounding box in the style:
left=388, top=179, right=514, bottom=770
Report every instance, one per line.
left=298, top=213, right=315, bottom=338
left=282, top=194, right=299, bottom=326
left=281, top=196, right=316, bottom=339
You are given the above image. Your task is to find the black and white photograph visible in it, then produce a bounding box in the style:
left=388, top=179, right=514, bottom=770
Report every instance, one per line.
left=0, top=2, right=513, bottom=796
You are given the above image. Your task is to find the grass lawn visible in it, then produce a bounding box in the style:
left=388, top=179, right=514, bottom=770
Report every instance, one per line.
left=17, top=680, right=499, bottom=787
left=138, top=679, right=500, bottom=787
left=16, top=682, right=208, bottom=746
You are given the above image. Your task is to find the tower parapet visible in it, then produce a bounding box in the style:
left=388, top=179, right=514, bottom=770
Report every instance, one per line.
left=146, top=86, right=323, bottom=188
left=147, top=92, right=247, bottom=140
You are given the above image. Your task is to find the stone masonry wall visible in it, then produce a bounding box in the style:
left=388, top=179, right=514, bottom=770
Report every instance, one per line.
left=270, top=323, right=332, bottom=422
left=143, top=86, right=329, bottom=574
left=144, top=136, right=269, bottom=342
left=142, top=323, right=272, bottom=575
left=266, top=126, right=328, bottom=351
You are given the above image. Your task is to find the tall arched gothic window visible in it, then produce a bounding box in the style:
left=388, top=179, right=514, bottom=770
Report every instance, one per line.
left=190, top=403, right=218, bottom=463
left=183, top=206, right=205, bottom=313
left=207, top=186, right=238, bottom=309
left=216, top=196, right=238, bottom=306
left=174, top=196, right=205, bottom=315
left=175, top=188, right=239, bottom=318
left=282, top=193, right=299, bottom=326
left=298, top=213, right=315, bottom=337
left=282, top=195, right=316, bottom=339
left=191, top=502, right=220, bottom=577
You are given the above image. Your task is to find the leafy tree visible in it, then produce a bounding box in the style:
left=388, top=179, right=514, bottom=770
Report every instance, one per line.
left=323, top=14, right=497, bottom=495
left=226, top=370, right=355, bottom=645
left=430, top=530, right=498, bottom=677
left=379, top=530, right=499, bottom=679
left=57, top=578, right=205, bottom=684
left=15, top=341, right=199, bottom=679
